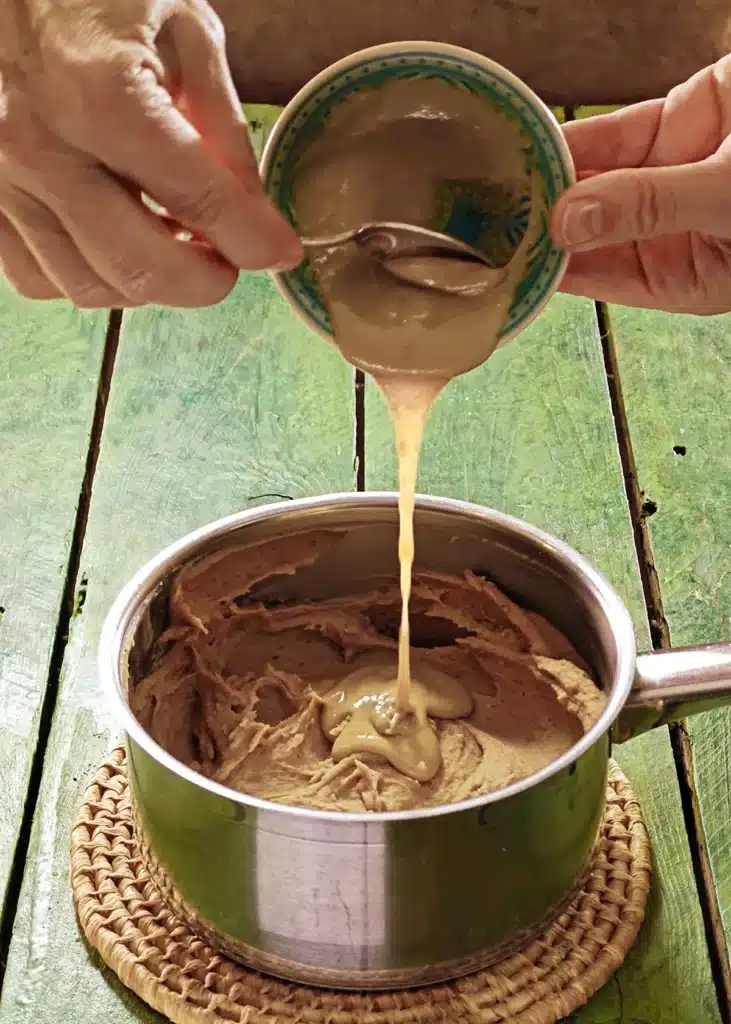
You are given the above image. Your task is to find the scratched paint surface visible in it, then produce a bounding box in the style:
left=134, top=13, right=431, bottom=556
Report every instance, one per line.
left=0, top=285, right=105, bottom=916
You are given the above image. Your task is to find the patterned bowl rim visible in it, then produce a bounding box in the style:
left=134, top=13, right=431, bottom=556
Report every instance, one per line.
left=260, top=40, right=575, bottom=344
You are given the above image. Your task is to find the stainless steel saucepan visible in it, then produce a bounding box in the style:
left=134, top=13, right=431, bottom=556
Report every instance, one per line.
left=100, top=493, right=731, bottom=991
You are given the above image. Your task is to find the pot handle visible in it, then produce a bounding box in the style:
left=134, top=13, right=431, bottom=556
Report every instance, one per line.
left=613, top=642, right=731, bottom=743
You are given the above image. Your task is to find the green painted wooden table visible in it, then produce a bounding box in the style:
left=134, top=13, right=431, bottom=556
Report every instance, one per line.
left=0, top=107, right=729, bottom=1023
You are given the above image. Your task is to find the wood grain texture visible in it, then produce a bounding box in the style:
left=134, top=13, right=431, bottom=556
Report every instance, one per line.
left=366, top=293, right=723, bottom=1022
left=212, top=0, right=731, bottom=106
left=0, top=285, right=105, bottom=915
left=609, top=305, right=731, bottom=976
left=0, top=111, right=354, bottom=1024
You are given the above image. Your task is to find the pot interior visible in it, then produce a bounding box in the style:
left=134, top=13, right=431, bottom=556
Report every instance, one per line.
left=120, top=498, right=633, bottom=788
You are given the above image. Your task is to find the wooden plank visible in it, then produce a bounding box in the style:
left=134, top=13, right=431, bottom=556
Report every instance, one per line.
left=212, top=0, right=730, bottom=108
left=0, top=110, right=355, bottom=1023
left=608, top=303, right=731, bottom=1005
left=0, top=285, right=106, bottom=917
left=366, top=292, right=723, bottom=1021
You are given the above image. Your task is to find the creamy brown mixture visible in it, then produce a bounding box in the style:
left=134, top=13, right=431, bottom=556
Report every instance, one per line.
left=288, top=76, right=545, bottom=778
left=131, top=531, right=606, bottom=813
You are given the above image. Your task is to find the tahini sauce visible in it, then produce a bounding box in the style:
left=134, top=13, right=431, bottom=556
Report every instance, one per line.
left=291, top=77, right=542, bottom=781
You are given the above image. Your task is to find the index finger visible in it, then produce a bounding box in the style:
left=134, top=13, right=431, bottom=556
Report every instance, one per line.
left=84, top=62, right=300, bottom=272
left=562, top=100, right=664, bottom=173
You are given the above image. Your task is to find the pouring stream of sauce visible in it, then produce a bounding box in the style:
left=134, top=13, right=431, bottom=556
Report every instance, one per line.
left=379, top=375, right=444, bottom=712
left=290, top=77, right=543, bottom=780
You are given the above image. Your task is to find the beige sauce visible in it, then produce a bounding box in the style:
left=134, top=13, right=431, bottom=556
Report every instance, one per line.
left=322, top=655, right=473, bottom=782
left=378, top=375, right=444, bottom=710
left=384, top=255, right=510, bottom=296
left=291, top=78, right=542, bottom=779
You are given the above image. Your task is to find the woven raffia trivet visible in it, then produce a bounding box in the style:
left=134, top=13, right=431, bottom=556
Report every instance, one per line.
left=71, top=749, right=651, bottom=1024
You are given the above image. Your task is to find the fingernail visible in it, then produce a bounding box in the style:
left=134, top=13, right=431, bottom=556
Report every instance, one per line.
left=559, top=199, right=607, bottom=248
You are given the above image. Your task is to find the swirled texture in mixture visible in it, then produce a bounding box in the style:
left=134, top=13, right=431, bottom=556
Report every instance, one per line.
left=131, top=530, right=606, bottom=812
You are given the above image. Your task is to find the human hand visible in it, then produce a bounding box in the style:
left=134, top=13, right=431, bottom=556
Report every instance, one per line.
left=0, top=0, right=302, bottom=307
left=552, top=56, right=731, bottom=314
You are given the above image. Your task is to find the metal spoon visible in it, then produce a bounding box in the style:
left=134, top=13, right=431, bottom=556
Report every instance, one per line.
left=301, top=223, right=508, bottom=296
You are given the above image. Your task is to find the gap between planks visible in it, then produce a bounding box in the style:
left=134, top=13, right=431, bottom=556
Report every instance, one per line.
left=595, top=298, right=731, bottom=1020
left=354, top=368, right=366, bottom=490
left=0, top=308, right=124, bottom=988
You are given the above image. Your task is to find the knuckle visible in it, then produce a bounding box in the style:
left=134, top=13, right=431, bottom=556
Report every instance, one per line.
left=634, top=176, right=673, bottom=237
left=43, top=45, right=159, bottom=148
left=55, top=47, right=110, bottom=80
left=168, top=181, right=230, bottom=233
left=39, top=25, right=135, bottom=85
left=634, top=179, right=659, bottom=236
left=115, top=52, right=164, bottom=100
left=114, top=265, right=160, bottom=303
left=65, top=278, right=116, bottom=308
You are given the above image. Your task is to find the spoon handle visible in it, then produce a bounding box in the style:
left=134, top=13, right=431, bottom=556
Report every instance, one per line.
left=301, top=229, right=358, bottom=249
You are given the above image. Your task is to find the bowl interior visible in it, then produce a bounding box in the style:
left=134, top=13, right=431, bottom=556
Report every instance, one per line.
left=262, top=44, right=573, bottom=341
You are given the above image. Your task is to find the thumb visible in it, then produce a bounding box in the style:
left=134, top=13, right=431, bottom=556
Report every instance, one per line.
left=551, top=160, right=731, bottom=251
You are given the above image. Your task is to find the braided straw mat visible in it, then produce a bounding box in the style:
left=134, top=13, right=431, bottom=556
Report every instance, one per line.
left=71, top=749, right=651, bottom=1024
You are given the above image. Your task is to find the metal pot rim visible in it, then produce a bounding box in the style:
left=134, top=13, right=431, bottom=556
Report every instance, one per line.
left=99, top=492, right=636, bottom=824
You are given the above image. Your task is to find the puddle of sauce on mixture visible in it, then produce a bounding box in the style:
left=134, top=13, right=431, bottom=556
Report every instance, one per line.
left=290, top=77, right=543, bottom=781
left=321, top=655, right=473, bottom=781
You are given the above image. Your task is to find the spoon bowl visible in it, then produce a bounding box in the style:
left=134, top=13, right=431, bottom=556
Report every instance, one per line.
left=385, top=254, right=510, bottom=296
left=302, top=222, right=505, bottom=295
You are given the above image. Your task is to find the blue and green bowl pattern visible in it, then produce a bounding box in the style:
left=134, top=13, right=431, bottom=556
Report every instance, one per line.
left=262, top=45, right=574, bottom=342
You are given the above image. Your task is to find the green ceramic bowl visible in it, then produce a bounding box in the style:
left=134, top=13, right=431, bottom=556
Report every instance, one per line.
left=260, top=41, right=575, bottom=346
